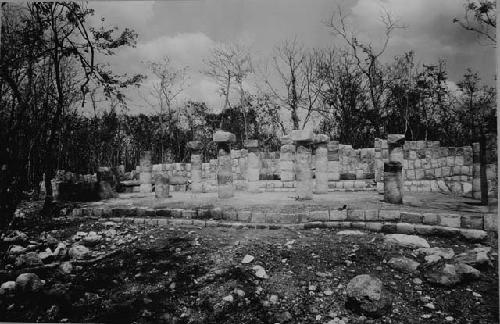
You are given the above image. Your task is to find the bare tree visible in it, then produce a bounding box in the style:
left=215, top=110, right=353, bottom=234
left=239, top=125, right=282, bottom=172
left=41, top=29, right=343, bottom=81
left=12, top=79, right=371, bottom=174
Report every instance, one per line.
left=143, top=56, right=188, bottom=162
left=264, top=38, right=324, bottom=131
left=328, top=7, right=404, bottom=137
left=203, top=42, right=253, bottom=138
left=453, top=0, right=496, bottom=45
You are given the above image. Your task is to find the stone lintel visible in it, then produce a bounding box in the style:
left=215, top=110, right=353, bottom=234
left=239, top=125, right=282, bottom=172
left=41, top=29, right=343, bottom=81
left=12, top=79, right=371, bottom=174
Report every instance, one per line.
left=313, top=134, right=329, bottom=145
left=290, top=129, right=313, bottom=143
left=187, top=141, right=203, bottom=151
left=280, top=135, right=293, bottom=145
left=213, top=130, right=236, bottom=143
left=244, top=139, right=259, bottom=149
left=387, top=134, right=405, bottom=147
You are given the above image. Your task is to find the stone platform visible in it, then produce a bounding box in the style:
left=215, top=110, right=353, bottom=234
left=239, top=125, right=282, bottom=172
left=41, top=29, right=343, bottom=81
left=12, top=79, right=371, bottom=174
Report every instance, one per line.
left=70, top=191, right=498, bottom=233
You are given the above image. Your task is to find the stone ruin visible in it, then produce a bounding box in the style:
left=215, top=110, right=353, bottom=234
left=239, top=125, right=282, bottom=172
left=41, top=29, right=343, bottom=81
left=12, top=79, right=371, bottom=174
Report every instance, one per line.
left=46, top=130, right=497, bottom=204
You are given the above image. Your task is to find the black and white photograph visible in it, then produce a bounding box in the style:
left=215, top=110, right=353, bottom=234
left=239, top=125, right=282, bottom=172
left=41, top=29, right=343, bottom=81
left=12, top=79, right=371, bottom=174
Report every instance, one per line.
left=0, top=0, right=498, bottom=323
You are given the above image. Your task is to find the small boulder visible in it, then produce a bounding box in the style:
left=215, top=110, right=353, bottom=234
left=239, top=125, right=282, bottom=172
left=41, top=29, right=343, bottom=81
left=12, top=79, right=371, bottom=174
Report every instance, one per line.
left=423, top=263, right=463, bottom=286
left=38, top=249, right=54, bottom=263
left=416, top=247, right=455, bottom=260
left=0, top=281, right=16, bottom=295
left=241, top=255, right=254, bottom=264
left=3, top=230, right=28, bottom=243
left=15, top=273, right=44, bottom=292
left=460, top=229, right=487, bottom=242
left=69, top=244, right=90, bottom=260
left=59, top=261, right=73, bottom=274
left=15, top=252, right=43, bottom=268
left=252, top=265, right=268, bottom=279
left=9, top=245, right=27, bottom=255
left=456, top=247, right=492, bottom=267
left=388, top=257, right=420, bottom=273
left=82, top=231, right=102, bottom=247
left=53, top=242, right=67, bottom=259
left=345, top=274, right=392, bottom=318
left=384, top=234, right=430, bottom=249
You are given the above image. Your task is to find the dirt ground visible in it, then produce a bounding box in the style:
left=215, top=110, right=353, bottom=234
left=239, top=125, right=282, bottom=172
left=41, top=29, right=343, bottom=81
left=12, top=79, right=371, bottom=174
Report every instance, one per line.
left=0, top=214, right=498, bottom=324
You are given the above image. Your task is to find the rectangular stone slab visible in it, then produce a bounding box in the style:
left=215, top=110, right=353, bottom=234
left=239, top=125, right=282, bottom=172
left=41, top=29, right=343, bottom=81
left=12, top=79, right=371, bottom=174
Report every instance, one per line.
left=213, top=130, right=236, bottom=143
left=290, top=129, right=313, bottom=142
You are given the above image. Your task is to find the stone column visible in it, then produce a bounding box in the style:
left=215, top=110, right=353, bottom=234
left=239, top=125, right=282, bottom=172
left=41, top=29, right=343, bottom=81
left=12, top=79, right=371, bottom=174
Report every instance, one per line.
left=213, top=130, right=236, bottom=198
left=292, top=129, right=314, bottom=200
left=472, top=142, right=481, bottom=199
left=244, top=139, right=261, bottom=193
left=139, top=151, right=153, bottom=193
left=187, top=141, right=203, bottom=193
left=384, top=161, right=403, bottom=204
left=280, top=135, right=295, bottom=186
left=327, top=141, right=340, bottom=181
left=385, top=134, right=405, bottom=204
left=388, top=134, right=405, bottom=164
left=313, top=134, right=329, bottom=194
left=154, top=173, right=170, bottom=198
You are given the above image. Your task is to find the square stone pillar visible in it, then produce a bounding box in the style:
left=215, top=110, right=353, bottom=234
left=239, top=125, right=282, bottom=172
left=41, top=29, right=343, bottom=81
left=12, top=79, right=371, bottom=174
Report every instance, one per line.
left=384, top=134, right=405, bottom=204
left=280, top=135, right=295, bottom=185
left=244, top=139, right=261, bottom=193
left=291, top=129, right=314, bottom=200
left=327, top=141, right=340, bottom=181
left=213, top=130, right=236, bottom=198
left=154, top=173, right=170, bottom=198
left=139, top=151, right=153, bottom=193
left=388, top=134, right=405, bottom=164
left=313, top=134, right=329, bottom=194
left=187, top=141, right=203, bottom=193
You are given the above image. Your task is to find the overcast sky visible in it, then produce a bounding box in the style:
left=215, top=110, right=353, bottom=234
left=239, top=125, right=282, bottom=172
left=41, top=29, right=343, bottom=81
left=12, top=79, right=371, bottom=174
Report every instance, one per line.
left=87, top=0, right=496, bottom=114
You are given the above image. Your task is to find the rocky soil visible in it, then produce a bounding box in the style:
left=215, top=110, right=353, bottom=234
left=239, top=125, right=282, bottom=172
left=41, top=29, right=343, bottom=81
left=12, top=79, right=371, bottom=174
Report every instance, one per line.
left=0, top=212, right=498, bottom=323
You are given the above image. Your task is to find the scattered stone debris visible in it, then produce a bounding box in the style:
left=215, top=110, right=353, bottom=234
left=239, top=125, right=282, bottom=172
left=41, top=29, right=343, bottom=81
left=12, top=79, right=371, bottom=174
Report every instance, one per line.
left=388, top=257, right=420, bottom=273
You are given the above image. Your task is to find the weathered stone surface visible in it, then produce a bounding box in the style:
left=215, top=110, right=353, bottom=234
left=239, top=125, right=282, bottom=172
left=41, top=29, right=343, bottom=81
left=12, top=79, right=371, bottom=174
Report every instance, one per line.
left=187, top=141, right=203, bottom=150
left=456, top=247, right=492, bottom=267
left=217, top=144, right=234, bottom=199
left=82, top=231, right=102, bottom=246
left=346, top=274, right=392, bottom=318
left=295, top=145, right=313, bottom=200
left=290, top=129, right=313, bottom=143
left=313, top=133, right=329, bottom=144
left=460, top=229, right=487, bottom=241
left=213, top=130, right=236, bottom=142
left=314, top=143, right=328, bottom=194
left=16, top=273, right=43, bottom=292
left=384, top=234, right=430, bottom=249
left=0, top=281, right=16, bottom=294
left=243, top=139, right=259, bottom=148
left=384, top=162, right=403, bottom=204
left=154, top=173, right=170, bottom=198
left=388, top=257, right=420, bottom=273
left=280, top=135, right=293, bottom=145
left=424, top=262, right=480, bottom=286
left=416, top=247, right=455, bottom=260
left=337, top=230, right=365, bottom=235
left=15, top=252, right=43, bottom=268
left=69, top=244, right=90, bottom=260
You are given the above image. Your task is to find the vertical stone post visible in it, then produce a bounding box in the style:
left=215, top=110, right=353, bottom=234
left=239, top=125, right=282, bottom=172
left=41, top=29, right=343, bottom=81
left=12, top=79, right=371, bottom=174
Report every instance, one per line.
left=313, top=134, right=329, bottom=194
left=384, top=134, right=405, bottom=204
left=139, top=151, right=153, bottom=193
left=280, top=136, right=295, bottom=186
left=213, top=130, right=236, bottom=198
left=291, top=129, right=314, bottom=200
left=187, top=141, right=203, bottom=193
left=244, top=139, right=261, bottom=193
left=388, top=134, right=405, bottom=164
left=472, top=142, right=481, bottom=199
left=384, top=162, right=403, bottom=204
left=154, top=173, right=170, bottom=198
left=327, top=141, right=340, bottom=181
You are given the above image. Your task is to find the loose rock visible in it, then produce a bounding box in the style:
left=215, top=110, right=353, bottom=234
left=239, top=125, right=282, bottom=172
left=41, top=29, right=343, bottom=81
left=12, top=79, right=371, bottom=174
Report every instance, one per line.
left=388, top=257, right=420, bottom=273
left=69, top=244, right=90, bottom=260
left=252, top=265, right=268, bottom=279
left=385, top=234, right=430, bottom=249
left=15, top=273, right=44, bottom=292
left=345, top=274, right=393, bottom=318
left=241, top=254, right=254, bottom=264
